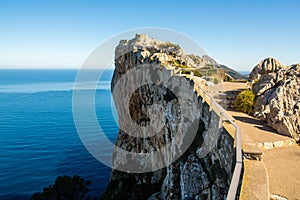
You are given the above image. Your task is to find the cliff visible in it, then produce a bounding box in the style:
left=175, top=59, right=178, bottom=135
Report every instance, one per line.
left=249, top=58, right=300, bottom=141
left=101, top=34, right=238, bottom=200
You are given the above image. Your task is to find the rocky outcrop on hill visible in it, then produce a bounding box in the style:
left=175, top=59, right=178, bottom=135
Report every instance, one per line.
left=101, top=34, right=236, bottom=200
left=250, top=58, right=300, bottom=141
left=111, top=34, right=244, bottom=81
left=188, top=54, right=245, bottom=80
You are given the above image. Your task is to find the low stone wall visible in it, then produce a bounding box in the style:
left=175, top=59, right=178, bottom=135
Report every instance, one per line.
left=215, top=89, right=245, bottom=110
left=195, top=96, right=235, bottom=179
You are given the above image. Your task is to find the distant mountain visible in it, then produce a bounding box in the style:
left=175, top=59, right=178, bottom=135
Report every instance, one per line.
left=186, top=54, right=246, bottom=80
left=200, top=55, right=246, bottom=80
left=218, top=64, right=247, bottom=80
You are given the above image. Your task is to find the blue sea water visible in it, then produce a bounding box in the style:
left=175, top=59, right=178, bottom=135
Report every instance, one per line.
left=0, top=69, right=118, bottom=199
left=237, top=71, right=250, bottom=76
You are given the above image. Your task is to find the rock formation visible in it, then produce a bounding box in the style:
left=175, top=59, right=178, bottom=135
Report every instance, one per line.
left=101, top=34, right=236, bottom=200
left=250, top=58, right=300, bottom=141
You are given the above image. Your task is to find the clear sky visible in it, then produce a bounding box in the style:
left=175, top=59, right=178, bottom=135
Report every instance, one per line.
left=0, top=0, right=299, bottom=71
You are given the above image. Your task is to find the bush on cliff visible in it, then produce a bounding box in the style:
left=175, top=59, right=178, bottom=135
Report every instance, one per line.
left=193, top=70, right=202, bottom=77
left=234, top=89, right=255, bottom=114
left=31, top=175, right=92, bottom=200
left=212, top=74, right=220, bottom=84
left=223, top=73, right=234, bottom=82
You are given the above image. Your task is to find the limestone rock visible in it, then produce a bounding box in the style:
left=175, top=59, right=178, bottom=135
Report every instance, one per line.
left=180, top=154, right=210, bottom=198
left=252, top=73, right=277, bottom=95
left=270, top=194, right=288, bottom=200
left=102, top=34, right=235, bottom=200
left=250, top=58, right=300, bottom=141
left=249, top=57, right=285, bottom=83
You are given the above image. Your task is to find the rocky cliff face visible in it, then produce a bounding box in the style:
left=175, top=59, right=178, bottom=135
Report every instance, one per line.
left=101, top=34, right=236, bottom=200
left=250, top=58, right=300, bottom=141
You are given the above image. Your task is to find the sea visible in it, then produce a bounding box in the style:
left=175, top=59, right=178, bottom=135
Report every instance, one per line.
left=0, top=69, right=118, bottom=199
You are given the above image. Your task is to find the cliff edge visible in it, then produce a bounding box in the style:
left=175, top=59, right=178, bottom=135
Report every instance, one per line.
left=101, top=34, right=237, bottom=200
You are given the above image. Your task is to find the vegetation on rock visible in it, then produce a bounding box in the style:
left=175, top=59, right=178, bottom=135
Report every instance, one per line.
left=193, top=70, right=202, bottom=77
left=170, top=59, right=189, bottom=68
left=223, top=73, right=234, bottom=82
left=212, top=74, right=220, bottom=84
left=158, top=41, right=181, bottom=51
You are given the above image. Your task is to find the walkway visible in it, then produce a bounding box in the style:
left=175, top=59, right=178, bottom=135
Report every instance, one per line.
left=223, top=82, right=300, bottom=200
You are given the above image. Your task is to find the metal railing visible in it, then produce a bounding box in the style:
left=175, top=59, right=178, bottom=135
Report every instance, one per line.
left=187, top=73, right=243, bottom=200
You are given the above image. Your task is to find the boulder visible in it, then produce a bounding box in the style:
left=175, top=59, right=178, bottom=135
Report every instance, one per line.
left=249, top=57, right=285, bottom=83
left=250, top=58, right=300, bottom=141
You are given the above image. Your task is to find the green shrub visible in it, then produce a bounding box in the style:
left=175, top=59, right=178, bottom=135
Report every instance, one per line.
left=31, top=175, right=92, bottom=200
left=234, top=79, right=247, bottom=83
left=171, top=60, right=180, bottom=67
left=181, top=70, right=191, bottom=75
left=234, top=89, right=255, bottom=114
left=170, top=60, right=189, bottom=69
left=171, top=52, right=177, bottom=57
left=224, top=73, right=234, bottom=82
left=193, top=70, right=202, bottom=77
left=212, top=74, right=220, bottom=84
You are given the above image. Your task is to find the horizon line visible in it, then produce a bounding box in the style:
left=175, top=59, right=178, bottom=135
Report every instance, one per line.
left=0, top=66, right=115, bottom=70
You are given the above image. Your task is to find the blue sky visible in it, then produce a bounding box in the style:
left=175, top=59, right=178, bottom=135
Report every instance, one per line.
left=0, top=0, right=299, bottom=71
